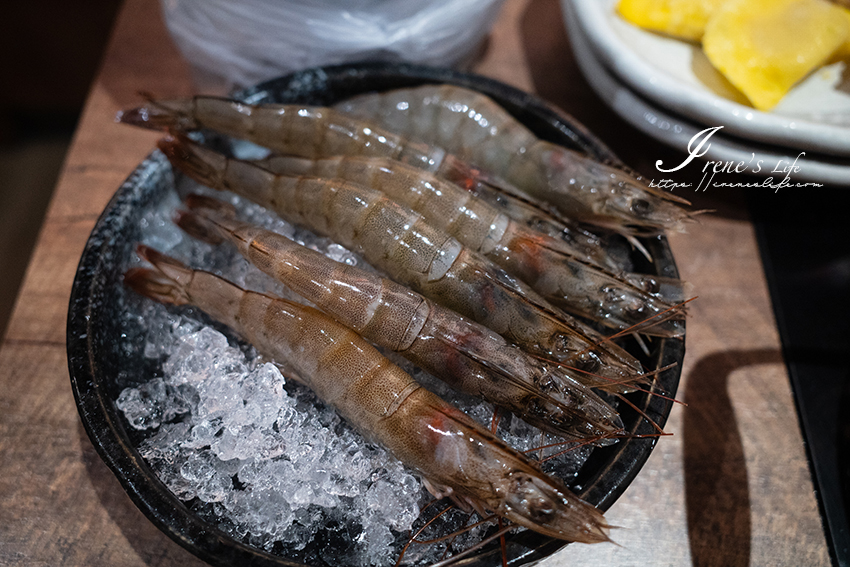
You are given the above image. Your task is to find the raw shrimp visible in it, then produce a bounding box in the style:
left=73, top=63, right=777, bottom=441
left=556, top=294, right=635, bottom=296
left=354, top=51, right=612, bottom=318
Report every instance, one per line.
left=334, top=84, right=694, bottom=234
left=118, top=95, right=479, bottom=181
left=252, top=150, right=625, bottom=273
left=117, top=94, right=653, bottom=262
left=432, top=169, right=624, bottom=272
left=124, top=245, right=612, bottom=544
left=118, top=94, right=666, bottom=244
left=176, top=194, right=625, bottom=440
left=239, top=146, right=688, bottom=338
left=158, top=136, right=646, bottom=382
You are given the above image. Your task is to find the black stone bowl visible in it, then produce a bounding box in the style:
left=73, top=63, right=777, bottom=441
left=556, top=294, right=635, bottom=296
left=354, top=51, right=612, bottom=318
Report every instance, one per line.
left=67, top=62, right=684, bottom=567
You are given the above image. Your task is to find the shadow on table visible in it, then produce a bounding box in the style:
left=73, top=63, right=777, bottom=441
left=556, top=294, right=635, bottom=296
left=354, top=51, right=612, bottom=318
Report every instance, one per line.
left=79, top=420, right=209, bottom=567
left=682, top=348, right=783, bottom=567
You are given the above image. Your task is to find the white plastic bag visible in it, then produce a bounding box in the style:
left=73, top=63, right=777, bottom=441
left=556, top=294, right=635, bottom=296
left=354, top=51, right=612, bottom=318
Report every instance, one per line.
left=160, top=0, right=506, bottom=90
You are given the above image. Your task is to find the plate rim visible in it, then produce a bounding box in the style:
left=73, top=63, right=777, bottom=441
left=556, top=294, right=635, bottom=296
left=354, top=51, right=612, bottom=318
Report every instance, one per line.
left=565, top=0, right=850, bottom=158
left=561, top=3, right=850, bottom=187
left=67, top=62, right=684, bottom=567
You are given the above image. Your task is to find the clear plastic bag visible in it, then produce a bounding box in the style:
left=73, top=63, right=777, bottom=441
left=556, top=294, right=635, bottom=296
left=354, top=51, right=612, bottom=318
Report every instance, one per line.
left=160, top=0, right=506, bottom=90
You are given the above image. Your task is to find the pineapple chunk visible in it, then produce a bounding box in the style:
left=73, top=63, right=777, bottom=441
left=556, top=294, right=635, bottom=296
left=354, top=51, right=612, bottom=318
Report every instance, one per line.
left=702, top=0, right=850, bottom=110
left=617, top=0, right=729, bottom=41
left=832, top=8, right=850, bottom=60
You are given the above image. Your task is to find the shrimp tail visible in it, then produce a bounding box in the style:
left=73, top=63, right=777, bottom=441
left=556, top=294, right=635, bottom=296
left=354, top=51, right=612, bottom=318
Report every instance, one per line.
left=123, top=245, right=193, bottom=305
left=116, top=96, right=197, bottom=131
left=123, top=267, right=189, bottom=306
left=158, top=135, right=227, bottom=189
left=173, top=194, right=238, bottom=245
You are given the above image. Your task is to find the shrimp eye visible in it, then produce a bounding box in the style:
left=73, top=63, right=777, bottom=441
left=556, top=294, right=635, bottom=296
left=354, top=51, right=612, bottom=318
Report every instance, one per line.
left=572, top=352, right=601, bottom=373
left=528, top=497, right=556, bottom=522
left=631, top=198, right=651, bottom=216
left=625, top=304, right=647, bottom=319
left=642, top=277, right=660, bottom=294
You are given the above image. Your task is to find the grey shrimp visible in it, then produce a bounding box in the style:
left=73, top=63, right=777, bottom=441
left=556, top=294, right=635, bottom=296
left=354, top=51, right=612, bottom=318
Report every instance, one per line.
left=117, top=94, right=635, bottom=266
left=118, top=95, right=476, bottom=180
left=334, top=84, right=695, bottom=235
left=246, top=148, right=688, bottom=338
left=175, top=194, right=625, bottom=440
left=157, top=136, right=646, bottom=383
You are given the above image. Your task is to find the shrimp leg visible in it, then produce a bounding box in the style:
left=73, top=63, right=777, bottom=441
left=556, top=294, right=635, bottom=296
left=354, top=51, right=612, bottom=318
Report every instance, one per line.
left=124, top=246, right=612, bottom=544
left=159, top=136, right=645, bottom=383
left=176, top=193, right=625, bottom=440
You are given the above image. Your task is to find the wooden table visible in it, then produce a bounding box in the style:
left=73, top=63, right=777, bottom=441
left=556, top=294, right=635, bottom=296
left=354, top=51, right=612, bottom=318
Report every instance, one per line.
left=0, top=0, right=831, bottom=565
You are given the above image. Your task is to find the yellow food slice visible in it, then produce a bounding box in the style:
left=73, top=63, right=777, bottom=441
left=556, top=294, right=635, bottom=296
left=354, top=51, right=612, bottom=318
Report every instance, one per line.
left=617, top=0, right=729, bottom=41
left=832, top=8, right=850, bottom=60
left=703, top=0, right=850, bottom=111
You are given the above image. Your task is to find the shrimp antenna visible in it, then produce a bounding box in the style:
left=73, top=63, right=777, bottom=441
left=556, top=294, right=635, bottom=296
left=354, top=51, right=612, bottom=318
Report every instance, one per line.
left=497, top=517, right=508, bottom=567
left=565, top=362, right=685, bottom=405
left=529, top=430, right=672, bottom=465
left=525, top=435, right=608, bottom=460
left=398, top=505, right=510, bottom=567
left=427, top=524, right=517, bottom=567
left=395, top=504, right=457, bottom=566
left=615, top=394, right=669, bottom=435
left=415, top=513, right=496, bottom=546
left=574, top=296, right=697, bottom=360
left=574, top=362, right=682, bottom=434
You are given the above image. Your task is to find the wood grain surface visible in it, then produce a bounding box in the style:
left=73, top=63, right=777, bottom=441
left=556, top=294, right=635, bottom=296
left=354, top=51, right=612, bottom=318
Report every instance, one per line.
left=0, top=0, right=830, bottom=565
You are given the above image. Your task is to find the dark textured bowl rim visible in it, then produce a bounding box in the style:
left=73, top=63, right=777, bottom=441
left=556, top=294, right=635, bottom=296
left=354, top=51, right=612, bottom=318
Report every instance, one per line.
left=67, top=62, right=684, bottom=567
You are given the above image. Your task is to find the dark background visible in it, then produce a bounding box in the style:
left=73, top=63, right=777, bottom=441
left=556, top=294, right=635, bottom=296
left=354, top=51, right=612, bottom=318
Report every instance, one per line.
left=0, top=1, right=121, bottom=337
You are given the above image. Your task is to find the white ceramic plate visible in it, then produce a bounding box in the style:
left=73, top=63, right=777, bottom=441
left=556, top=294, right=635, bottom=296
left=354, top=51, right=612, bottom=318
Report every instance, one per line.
left=561, top=0, right=850, bottom=187
left=564, top=0, right=850, bottom=157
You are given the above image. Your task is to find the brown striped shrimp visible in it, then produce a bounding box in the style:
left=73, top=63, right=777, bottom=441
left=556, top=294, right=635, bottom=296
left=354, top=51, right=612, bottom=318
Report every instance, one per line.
left=157, top=136, right=647, bottom=384
left=437, top=165, right=632, bottom=268
left=115, top=94, right=632, bottom=268
left=174, top=194, right=625, bottom=441
left=117, top=95, right=477, bottom=181
left=123, top=245, right=612, bottom=545
left=233, top=145, right=689, bottom=338
left=334, top=83, right=695, bottom=235
left=251, top=147, right=626, bottom=274
left=423, top=167, right=626, bottom=272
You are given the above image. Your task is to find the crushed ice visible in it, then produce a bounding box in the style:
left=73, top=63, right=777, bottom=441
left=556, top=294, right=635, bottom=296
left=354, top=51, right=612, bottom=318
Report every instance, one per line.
left=115, top=174, right=593, bottom=566
left=119, top=320, right=429, bottom=565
